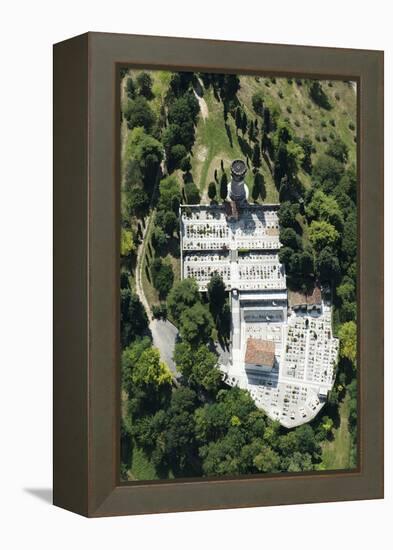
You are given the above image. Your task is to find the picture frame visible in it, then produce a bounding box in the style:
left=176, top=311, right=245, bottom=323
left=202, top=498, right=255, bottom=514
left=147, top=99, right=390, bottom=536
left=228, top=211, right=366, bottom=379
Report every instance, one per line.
left=53, top=32, right=383, bottom=517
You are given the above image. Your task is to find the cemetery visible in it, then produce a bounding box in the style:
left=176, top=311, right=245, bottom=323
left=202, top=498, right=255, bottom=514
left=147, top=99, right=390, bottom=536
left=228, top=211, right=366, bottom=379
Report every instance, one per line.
left=180, top=159, right=339, bottom=428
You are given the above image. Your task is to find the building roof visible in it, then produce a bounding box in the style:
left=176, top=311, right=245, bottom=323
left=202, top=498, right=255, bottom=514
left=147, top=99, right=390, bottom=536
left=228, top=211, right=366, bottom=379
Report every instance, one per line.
left=245, top=338, right=275, bottom=367
left=288, top=286, right=322, bottom=308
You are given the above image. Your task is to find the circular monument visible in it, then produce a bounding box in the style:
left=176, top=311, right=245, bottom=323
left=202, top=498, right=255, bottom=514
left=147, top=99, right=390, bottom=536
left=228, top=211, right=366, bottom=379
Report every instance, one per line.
left=228, top=159, right=249, bottom=204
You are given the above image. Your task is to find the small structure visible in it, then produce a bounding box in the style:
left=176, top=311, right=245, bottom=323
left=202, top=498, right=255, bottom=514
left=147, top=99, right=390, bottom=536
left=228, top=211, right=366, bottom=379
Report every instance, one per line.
left=245, top=338, right=275, bottom=374
left=227, top=159, right=249, bottom=206
left=289, top=286, right=322, bottom=313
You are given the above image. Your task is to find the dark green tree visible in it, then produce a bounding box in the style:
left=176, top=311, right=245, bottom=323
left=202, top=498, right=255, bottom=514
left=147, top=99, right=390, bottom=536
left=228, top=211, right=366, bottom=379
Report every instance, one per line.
left=184, top=182, right=201, bottom=204
left=167, top=278, right=200, bottom=323
left=136, top=71, right=154, bottom=99
left=316, top=247, right=341, bottom=282
left=220, top=172, right=228, bottom=201
left=208, top=181, right=217, bottom=200
left=207, top=273, right=227, bottom=318
left=327, top=137, right=349, bottom=164
left=252, top=142, right=261, bottom=168
left=123, top=96, right=156, bottom=132
left=126, top=76, right=136, bottom=99
left=179, top=302, right=214, bottom=345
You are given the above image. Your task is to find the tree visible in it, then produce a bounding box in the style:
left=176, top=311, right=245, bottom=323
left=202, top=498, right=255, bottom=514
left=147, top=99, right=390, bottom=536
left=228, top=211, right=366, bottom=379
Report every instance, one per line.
left=221, top=74, right=240, bottom=103
left=278, top=246, right=294, bottom=267
left=155, top=210, right=178, bottom=237
left=180, top=156, right=192, bottom=173
left=158, top=175, right=181, bottom=213
left=248, top=120, right=256, bottom=142
left=120, top=289, right=149, bottom=347
left=207, top=273, right=227, bottom=318
left=179, top=302, right=214, bottom=345
left=341, top=210, right=357, bottom=267
left=253, top=446, right=281, bottom=473
left=299, top=135, right=313, bottom=173
left=306, top=189, right=344, bottom=231
left=152, top=226, right=167, bottom=254
left=309, top=220, right=339, bottom=252
left=184, top=181, right=201, bottom=204
left=337, top=278, right=356, bottom=321
left=208, top=181, right=217, bottom=200
left=263, top=106, right=271, bottom=133
left=124, top=128, right=163, bottom=190
left=133, top=347, right=172, bottom=387
left=309, top=80, right=331, bottom=109
left=136, top=71, right=153, bottom=99
left=167, top=278, right=200, bottom=322
left=235, top=107, right=242, bottom=132
left=252, top=142, right=261, bottom=168
left=280, top=227, right=302, bottom=250
left=174, top=342, right=221, bottom=393
left=312, top=155, right=345, bottom=192
left=338, top=321, right=357, bottom=367
left=121, top=337, right=151, bottom=391
left=150, top=258, right=174, bottom=298
left=168, top=144, right=187, bottom=171
left=241, top=111, right=248, bottom=135
left=289, top=250, right=314, bottom=281
left=316, top=247, right=341, bottom=283
left=278, top=201, right=300, bottom=228
left=162, top=387, right=198, bottom=473
left=123, top=96, right=156, bottom=132
left=252, top=171, right=265, bottom=202
left=252, top=92, right=264, bottom=116
left=120, top=229, right=135, bottom=257
left=126, top=76, right=136, bottom=99
left=125, top=186, right=149, bottom=217
left=220, top=172, right=228, bottom=201
left=326, top=137, right=349, bottom=163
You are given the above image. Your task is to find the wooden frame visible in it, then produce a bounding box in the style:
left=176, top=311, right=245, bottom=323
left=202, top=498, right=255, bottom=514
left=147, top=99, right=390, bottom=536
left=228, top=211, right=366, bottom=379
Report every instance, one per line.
left=53, top=32, right=384, bottom=517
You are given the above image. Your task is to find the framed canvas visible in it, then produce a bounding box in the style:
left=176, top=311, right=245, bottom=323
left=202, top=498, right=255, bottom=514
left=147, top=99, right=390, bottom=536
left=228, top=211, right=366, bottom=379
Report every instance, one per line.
left=53, top=32, right=384, bottom=517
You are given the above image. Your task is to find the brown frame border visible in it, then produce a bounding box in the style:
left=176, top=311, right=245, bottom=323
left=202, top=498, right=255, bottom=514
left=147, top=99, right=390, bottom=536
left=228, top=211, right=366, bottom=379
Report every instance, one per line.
left=53, top=32, right=384, bottom=517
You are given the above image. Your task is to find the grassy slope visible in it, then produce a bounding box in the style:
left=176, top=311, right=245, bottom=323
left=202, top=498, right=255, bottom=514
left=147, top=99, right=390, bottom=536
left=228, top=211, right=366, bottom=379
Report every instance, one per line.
left=320, top=393, right=352, bottom=470
left=191, top=86, right=278, bottom=203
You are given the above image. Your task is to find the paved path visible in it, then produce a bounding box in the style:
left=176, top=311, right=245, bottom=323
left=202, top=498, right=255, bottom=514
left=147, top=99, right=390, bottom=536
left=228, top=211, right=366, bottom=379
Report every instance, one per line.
left=150, top=319, right=179, bottom=376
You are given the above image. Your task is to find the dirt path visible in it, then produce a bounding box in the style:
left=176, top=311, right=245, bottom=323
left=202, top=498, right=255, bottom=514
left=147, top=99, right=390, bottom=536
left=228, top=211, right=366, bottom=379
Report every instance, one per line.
left=135, top=213, right=153, bottom=321
left=193, top=77, right=209, bottom=120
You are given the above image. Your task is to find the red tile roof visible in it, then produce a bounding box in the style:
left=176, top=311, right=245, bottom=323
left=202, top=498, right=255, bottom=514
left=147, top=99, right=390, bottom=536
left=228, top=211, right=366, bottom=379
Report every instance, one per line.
left=245, top=338, right=275, bottom=367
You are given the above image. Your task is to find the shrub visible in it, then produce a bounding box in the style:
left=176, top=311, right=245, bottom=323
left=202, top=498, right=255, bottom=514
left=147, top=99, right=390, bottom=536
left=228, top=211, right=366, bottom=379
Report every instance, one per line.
left=278, top=90, right=284, bottom=98
left=286, top=105, right=292, bottom=113
left=349, top=121, right=355, bottom=131
left=329, top=118, right=336, bottom=126
left=335, top=92, right=340, bottom=100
